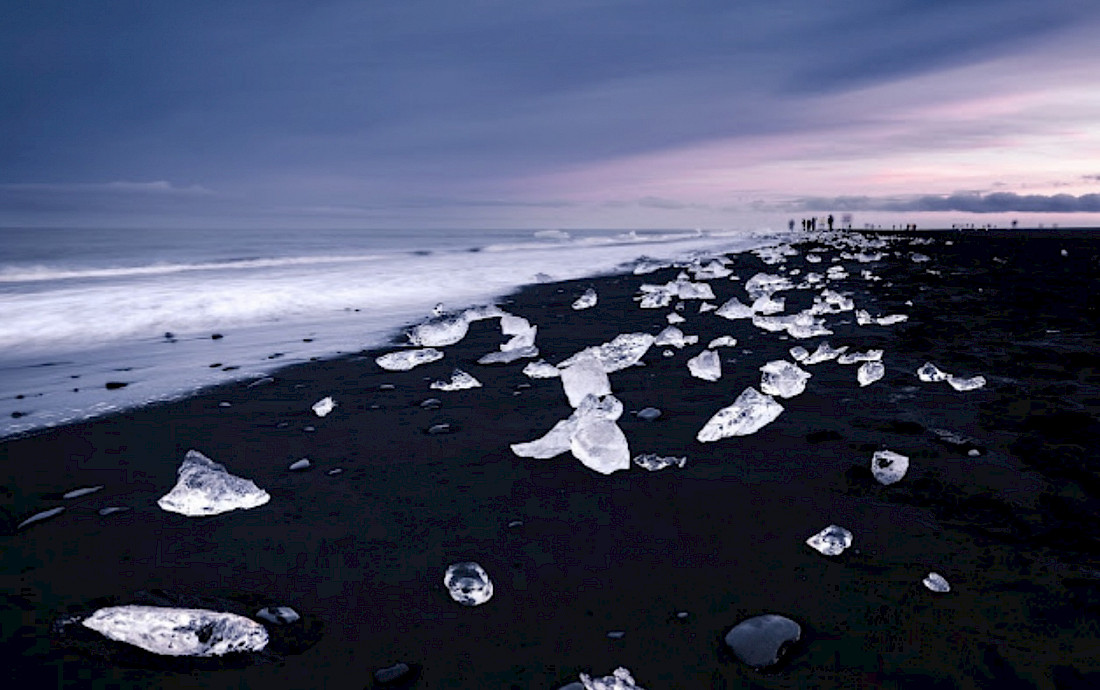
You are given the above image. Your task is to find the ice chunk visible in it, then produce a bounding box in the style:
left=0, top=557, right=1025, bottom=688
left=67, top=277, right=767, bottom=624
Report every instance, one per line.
left=311, top=396, right=335, bottom=417
left=637, top=285, right=674, bottom=309
left=376, top=348, right=444, bottom=371
left=911, top=253, right=931, bottom=263
left=745, top=272, right=793, bottom=299
left=699, top=302, right=717, bottom=313
left=407, top=316, right=470, bottom=347
left=674, top=278, right=715, bottom=300
left=810, top=289, right=855, bottom=314
left=826, top=266, right=848, bottom=280
left=751, top=295, right=785, bottom=315
left=558, top=333, right=655, bottom=373
left=923, top=572, right=951, bottom=593
left=633, top=454, right=687, bottom=471
left=523, top=360, right=561, bottom=378
left=691, top=259, right=732, bottom=279
left=579, top=667, right=646, bottom=690
left=430, top=369, right=482, bottom=391
left=857, top=310, right=908, bottom=326
left=724, top=614, right=802, bottom=669
left=81, top=605, right=268, bottom=657
left=666, top=312, right=686, bottom=324
left=572, top=288, right=598, bottom=310
left=917, top=362, right=950, bottom=382
left=444, top=562, right=493, bottom=606
left=946, top=375, right=986, bottom=391
left=687, top=349, right=722, bottom=381
left=288, top=458, right=311, bottom=471
left=857, top=361, right=885, bottom=386
left=17, top=506, right=65, bottom=530
left=633, top=258, right=670, bottom=275
left=255, top=606, right=300, bottom=625
left=500, top=315, right=537, bottom=351
left=871, top=449, right=908, bottom=484
left=759, top=360, right=812, bottom=398
left=805, top=525, right=853, bottom=556
left=715, top=297, right=755, bottom=320
left=709, top=336, right=737, bottom=348
left=803, top=342, right=848, bottom=365
left=157, top=450, right=270, bottom=517
left=837, top=349, right=883, bottom=364
left=510, top=418, right=577, bottom=459
left=636, top=406, right=661, bottom=421
left=63, top=486, right=103, bottom=499
left=478, top=345, right=539, bottom=364
left=560, top=353, right=612, bottom=407
left=697, top=387, right=784, bottom=442
left=654, top=325, right=697, bottom=348
left=806, top=253, right=822, bottom=263
left=571, top=417, right=630, bottom=475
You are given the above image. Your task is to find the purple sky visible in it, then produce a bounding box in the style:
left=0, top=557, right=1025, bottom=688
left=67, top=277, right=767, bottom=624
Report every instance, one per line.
left=4, top=0, right=1100, bottom=229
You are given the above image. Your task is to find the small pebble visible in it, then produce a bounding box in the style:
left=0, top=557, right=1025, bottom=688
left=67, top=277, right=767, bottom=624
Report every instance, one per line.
left=636, top=407, right=662, bottom=421
left=219, top=401, right=231, bottom=408
left=98, top=506, right=130, bottom=516
left=427, top=423, right=452, bottom=435
left=374, top=662, right=412, bottom=685
left=303, top=425, right=315, bottom=432
left=326, top=468, right=344, bottom=476
left=255, top=606, right=300, bottom=625
left=923, top=572, right=951, bottom=593
left=289, top=459, right=311, bottom=471
left=606, top=631, right=625, bottom=639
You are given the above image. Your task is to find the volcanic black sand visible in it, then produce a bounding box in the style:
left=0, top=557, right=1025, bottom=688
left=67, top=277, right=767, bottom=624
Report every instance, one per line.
left=2, top=230, right=1099, bottom=689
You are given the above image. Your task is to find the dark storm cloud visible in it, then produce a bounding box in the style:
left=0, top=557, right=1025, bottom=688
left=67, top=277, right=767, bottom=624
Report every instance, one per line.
left=789, top=192, right=1100, bottom=213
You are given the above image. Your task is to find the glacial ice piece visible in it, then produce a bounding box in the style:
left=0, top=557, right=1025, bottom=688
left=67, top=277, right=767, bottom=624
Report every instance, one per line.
left=715, top=297, right=755, bottom=320
left=692, top=259, right=732, bottom=279
left=946, top=375, right=986, bottom=391
left=759, top=360, right=812, bottom=398
left=917, top=362, right=950, bottom=382
left=633, top=454, right=687, bottom=471
left=636, top=407, right=662, bottom=421
left=571, top=417, right=630, bottom=475
left=810, top=289, right=855, bottom=314
left=666, top=312, right=686, bottom=324
left=312, top=396, right=335, bottom=417
left=805, top=525, right=853, bottom=556
left=857, top=310, right=908, bottom=326
left=500, top=315, right=537, bottom=351
left=255, top=606, right=300, bottom=625
left=789, top=346, right=809, bottom=362
left=523, top=360, right=561, bottom=378
left=855, top=309, right=872, bottom=326
left=558, top=333, right=655, bottom=373
left=407, top=315, right=470, bottom=347
left=81, top=605, right=269, bottom=657
left=63, top=486, right=103, bottom=499
left=431, top=369, right=482, bottom=391
left=724, top=614, right=802, bottom=669
left=871, top=449, right=908, bottom=484
left=674, top=276, right=715, bottom=300
left=745, top=272, right=794, bottom=299
left=17, top=506, right=65, bottom=530
left=697, top=387, right=784, bottom=442
left=633, top=258, right=670, bottom=275
left=803, top=342, right=849, bottom=365
left=752, top=295, right=786, bottom=315
left=923, top=572, right=951, bottom=593
left=572, top=288, right=598, bottom=310
left=857, top=361, right=885, bottom=386
left=478, top=346, right=539, bottom=364
left=699, top=302, right=717, bottom=313
left=376, top=348, right=444, bottom=371
left=157, top=450, right=270, bottom=517
left=560, top=353, right=612, bottom=407
left=375, top=663, right=413, bottom=685
left=805, top=253, right=822, bottom=263
left=637, top=285, right=674, bottom=309
left=687, top=350, right=722, bottom=381
left=911, top=253, right=931, bottom=263
left=826, top=266, right=848, bottom=280
left=579, top=667, right=646, bottom=690
left=654, top=326, right=697, bottom=348
left=510, top=394, right=624, bottom=459
left=709, top=336, right=737, bottom=348
left=753, top=313, right=832, bottom=339
left=98, top=506, right=130, bottom=516
left=838, top=349, right=883, bottom=364
left=444, top=562, right=493, bottom=606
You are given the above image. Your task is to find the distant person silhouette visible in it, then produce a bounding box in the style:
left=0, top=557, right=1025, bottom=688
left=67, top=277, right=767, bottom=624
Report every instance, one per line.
left=827, top=214, right=834, bottom=231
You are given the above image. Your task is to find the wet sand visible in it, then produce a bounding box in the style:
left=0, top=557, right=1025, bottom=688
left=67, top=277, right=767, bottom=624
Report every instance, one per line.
left=2, top=230, right=1099, bottom=689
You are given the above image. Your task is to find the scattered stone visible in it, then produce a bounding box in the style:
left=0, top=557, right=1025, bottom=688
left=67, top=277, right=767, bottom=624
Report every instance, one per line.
left=946, top=374, right=986, bottom=391
left=427, top=423, right=453, bottom=435
left=17, top=506, right=65, bottom=530
left=288, top=459, right=311, bottom=471
left=806, top=525, right=853, bottom=556
left=255, top=606, right=300, bottom=625
left=219, top=401, right=232, bottom=408
left=687, top=349, right=722, bottom=381
left=376, top=348, right=444, bottom=371
left=420, top=398, right=442, bottom=410
left=444, top=562, right=493, bottom=606
left=759, top=360, right=812, bottom=398
left=573, top=288, right=598, bottom=310
left=724, top=614, right=801, bottom=669
left=312, top=396, right=336, bottom=417
left=632, top=454, right=686, bottom=471
left=63, top=486, right=103, bottom=499
left=579, top=667, right=646, bottom=690
left=98, top=506, right=130, bottom=516
left=968, top=449, right=981, bottom=457
left=636, top=407, right=662, bottom=421
left=697, top=387, right=784, bottom=442
left=81, top=605, right=268, bottom=657
left=105, top=382, right=128, bottom=390
left=923, top=572, right=951, bottom=593
left=374, top=662, right=413, bottom=685
left=871, top=450, right=909, bottom=485
left=430, top=369, right=482, bottom=391
left=858, top=361, right=885, bottom=386
left=157, top=450, right=270, bottom=517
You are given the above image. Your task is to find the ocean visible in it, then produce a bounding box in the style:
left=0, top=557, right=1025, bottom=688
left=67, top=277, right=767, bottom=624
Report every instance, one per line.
left=0, top=225, right=787, bottom=437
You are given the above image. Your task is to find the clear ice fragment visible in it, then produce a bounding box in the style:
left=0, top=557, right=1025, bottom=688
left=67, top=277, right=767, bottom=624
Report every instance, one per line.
left=572, top=288, right=598, bottom=310
left=560, top=353, right=612, bottom=407
left=376, top=348, right=444, bottom=371
left=407, top=316, right=470, bottom=347
left=579, top=667, right=646, bottom=690
left=789, top=346, right=809, bottom=362
left=431, top=369, right=482, bottom=391
left=697, top=387, right=784, bottom=442
left=805, top=525, right=853, bottom=556
left=759, top=360, right=812, bottom=398
left=288, top=458, right=311, bottom=471
left=917, top=362, right=950, bottom=382
left=837, top=350, right=883, bottom=364
left=666, top=312, right=686, bottom=324
left=444, top=562, right=493, bottom=606
left=946, top=375, right=985, bottom=391
left=803, top=342, right=848, bottom=365
left=255, top=606, right=300, bottom=625
left=571, top=418, right=631, bottom=475
left=558, top=333, right=655, bottom=373
left=312, top=396, right=335, bottom=417
left=633, top=454, right=687, bottom=471
left=157, top=450, right=270, bottom=517
left=715, top=297, right=755, bottom=320
left=751, top=295, right=785, bottom=315
left=709, top=336, right=737, bottom=348
left=923, top=572, right=951, bottom=592
left=81, top=605, right=268, bottom=657
left=654, top=326, right=697, bottom=348
left=522, top=359, right=560, bottom=378
left=858, top=361, right=885, bottom=386
left=63, top=486, right=103, bottom=499
left=687, top=350, right=722, bottom=381
left=17, top=506, right=65, bottom=530
left=478, top=345, right=539, bottom=364
left=871, top=449, right=908, bottom=484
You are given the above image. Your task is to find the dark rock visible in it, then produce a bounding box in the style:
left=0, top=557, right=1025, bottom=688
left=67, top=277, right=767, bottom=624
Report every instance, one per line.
left=11, top=411, right=26, bottom=418
left=211, top=333, right=224, bottom=340
left=164, top=332, right=174, bottom=339
left=724, top=614, right=801, bottom=669
left=255, top=606, right=300, bottom=625
left=636, top=407, right=662, bottom=421
left=427, top=423, right=453, bottom=435
left=420, top=398, right=442, bottom=410
left=105, top=382, right=128, bottom=390
left=374, top=662, right=412, bottom=685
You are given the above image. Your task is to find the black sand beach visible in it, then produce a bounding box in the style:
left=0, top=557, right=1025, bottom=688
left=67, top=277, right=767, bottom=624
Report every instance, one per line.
left=2, top=230, right=1099, bottom=689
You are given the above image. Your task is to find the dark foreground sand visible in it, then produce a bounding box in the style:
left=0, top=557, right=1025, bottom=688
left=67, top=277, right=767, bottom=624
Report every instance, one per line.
left=2, top=230, right=1099, bottom=689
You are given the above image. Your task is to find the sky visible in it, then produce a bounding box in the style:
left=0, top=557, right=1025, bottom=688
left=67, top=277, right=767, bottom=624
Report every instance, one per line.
left=3, top=0, right=1100, bottom=230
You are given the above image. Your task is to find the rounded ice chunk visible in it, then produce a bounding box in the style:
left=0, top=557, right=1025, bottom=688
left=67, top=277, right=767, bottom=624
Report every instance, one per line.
left=806, top=524, right=853, bottom=556
left=697, top=387, right=783, bottom=442
left=687, top=349, right=722, bottom=381
left=430, top=369, right=482, bottom=391
left=871, top=450, right=909, bottom=485
left=571, top=418, right=630, bottom=475
left=523, top=360, right=561, bottom=378
left=923, top=572, right=951, bottom=593
left=157, top=450, right=270, bottom=517
left=407, top=315, right=470, bottom=347
left=376, top=348, right=444, bottom=371
left=946, top=375, right=986, bottom=391
left=81, top=605, right=268, bottom=657
left=857, top=361, right=885, bottom=387
left=636, top=407, right=662, bottom=421
left=917, top=362, right=950, bottom=382
left=759, top=360, right=812, bottom=398
left=579, top=667, right=646, bottom=690
left=558, top=333, right=655, bottom=373
left=444, top=562, right=493, bottom=606
left=708, top=336, right=737, bottom=349
left=724, top=614, right=801, bottom=669
left=572, top=288, right=598, bottom=310
left=311, top=396, right=335, bottom=417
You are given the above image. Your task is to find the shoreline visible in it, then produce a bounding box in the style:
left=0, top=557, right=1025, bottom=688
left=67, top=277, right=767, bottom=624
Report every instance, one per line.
left=2, top=229, right=1099, bottom=688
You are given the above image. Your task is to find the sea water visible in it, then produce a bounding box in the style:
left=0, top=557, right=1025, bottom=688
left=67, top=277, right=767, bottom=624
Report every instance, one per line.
left=0, top=225, right=787, bottom=437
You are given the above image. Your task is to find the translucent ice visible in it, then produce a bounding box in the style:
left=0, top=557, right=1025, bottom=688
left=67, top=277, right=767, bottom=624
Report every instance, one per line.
left=633, top=454, right=687, bottom=471
left=579, top=667, right=646, bottom=690
left=838, top=350, right=883, bottom=364
left=311, top=396, right=335, bottom=417
left=478, top=345, right=539, bottom=364
left=674, top=277, right=715, bottom=300
left=871, top=449, right=908, bottom=484
left=637, top=285, right=674, bottom=309
left=500, top=314, right=537, bottom=351
left=697, top=387, right=784, bottom=442
left=857, top=361, right=885, bottom=386
left=751, top=295, right=786, bottom=315
left=857, top=310, right=908, bottom=326
left=715, top=297, right=755, bottom=320
left=803, top=342, right=848, bottom=365
left=63, top=486, right=103, bottom=499
left=430, top=369, right=482, bottom=391
left=699, top=302, right=717, bottom=313
left=923, top=572, right=951, bottom=593
left=654, top=325, right=697, bottom=348
left=572, top=288, right=598, bottom=310
left=523, top=360, right=561, bottom=379
left=444, top=562, right=493, bottom=606
left=560, top=353, right=612, bottom=407
left=805, top=525, right=853, bottom=556
left=81, top=605, right=268, bottom=657
left=633, top=257, right=670, bottom=274
left=724, top=614, right=802, bottom=669
left=157, top=450, right=270, bottom=517
left=558, top=333, right=655, bottom=373
left=288, top=458, right=311, bottom=471
left=745, top=272, right=793, bottom=299
left=709, top=335, right=737, bottom=348
left=376, top=348, right=444, bottom=371
left=406, top=315, right=470, bottom=347
left=917, top=362, right=950, bottom=382
left=789, top=346, right=809, bottom=362
left=810, top=289, right=855, bottom=314
left=759, top=360, right=812, bottom=398
left=666, top=312, right=686, bottom=324
left=826, top=266, right=848, bottom=280
left=17, top=506, right=65, bottom=530
left=571, top=417, right=631, bottom=475
left=687, top=349, right=722, bottom=381
left=946, top=375, right=986, bottom=391
left=511, top=394, right=624, bottom=460
left=692, top=259, right=732, bottom=279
